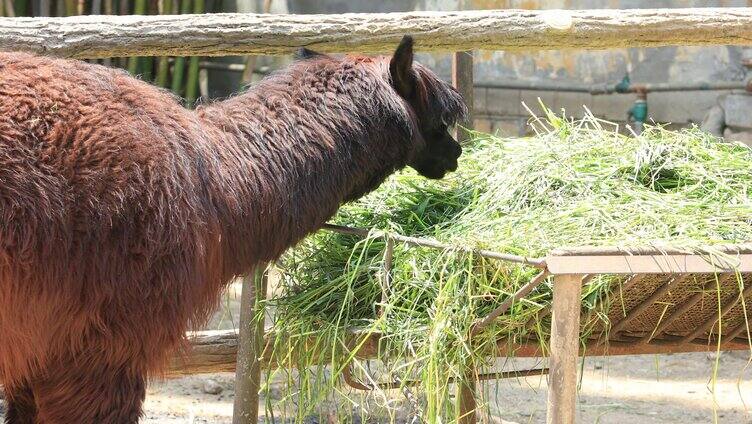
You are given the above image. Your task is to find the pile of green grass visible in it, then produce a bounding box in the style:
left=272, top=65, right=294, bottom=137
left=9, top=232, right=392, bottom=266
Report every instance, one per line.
left=265, top=110, right=752, bottom=422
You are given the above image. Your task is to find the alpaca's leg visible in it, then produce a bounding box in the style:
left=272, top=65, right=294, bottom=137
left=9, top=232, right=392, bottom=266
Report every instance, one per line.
left=31, top=362, right=145, bottom=424
left=4, top=384, right=36, bottom=424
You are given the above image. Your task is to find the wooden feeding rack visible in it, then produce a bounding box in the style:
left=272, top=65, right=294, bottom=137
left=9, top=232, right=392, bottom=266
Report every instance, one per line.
left=329, top=231, right=752, bottom=423
left=534, top=245, right=752, bottom=423
left=171, top=227, right=752, bottom=424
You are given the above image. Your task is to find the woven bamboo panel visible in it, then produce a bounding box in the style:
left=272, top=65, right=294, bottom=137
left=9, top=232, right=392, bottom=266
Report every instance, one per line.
left=593, top=273, right=751, bottom=342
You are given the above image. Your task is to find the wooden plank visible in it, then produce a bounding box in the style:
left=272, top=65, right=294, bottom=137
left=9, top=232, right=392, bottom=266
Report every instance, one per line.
left=232, top=267, right=268, bottom=424
left=723, top=322, right=751, bottom=346
left=550, top=243, right=752, bottom=256
left=546, top=274, right=583, bottom=424
left=452, top=50, right=473, bottom=142
left=546, top=254, right=752, bottom=275
left=166, top=328, right=752, bottom=377
left=5, top=8, right=752, bottom=58
left=168, top=330, right=239, bottom=375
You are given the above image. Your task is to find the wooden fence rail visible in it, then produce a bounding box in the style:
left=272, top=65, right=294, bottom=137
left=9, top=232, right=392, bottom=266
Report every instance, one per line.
left=167, top=328, right=752, bottom=377
left=3, top=8, right=752, bottom=58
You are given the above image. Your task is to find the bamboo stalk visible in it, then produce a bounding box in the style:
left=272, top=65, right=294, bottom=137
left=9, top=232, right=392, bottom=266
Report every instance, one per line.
left=169, top=0, right=190, bottom=96
left=34, top=0, right=48, bottom=16
left=154, top=0, right=172, bottom=87
left=63, top=0, right=75, bottom=15
left=101, top=0, right=112, bottom=66
left=15, top=0, right=28, bottom=16
left=3, top=0, right=16, bottom=16
left=183, top=0, right=204, bottom=105
left=126, top=0, right=147, bottom=75
left=116, top=0, right=130, bottom=68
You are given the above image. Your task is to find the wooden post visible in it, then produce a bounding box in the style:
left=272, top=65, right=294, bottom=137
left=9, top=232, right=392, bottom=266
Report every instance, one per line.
left=232, top=265, right=268, bottom=424
left=452, top=50, right=474, bottom=142
left=456, top=368, right=477, bottom=424
left=546, top=274, right=583, bottom=424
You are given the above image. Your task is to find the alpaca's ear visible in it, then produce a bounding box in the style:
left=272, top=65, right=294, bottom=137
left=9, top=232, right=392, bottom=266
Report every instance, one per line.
left=390, top=35, right=416, bottom=98
left=295, top=48, right=323, bottom=60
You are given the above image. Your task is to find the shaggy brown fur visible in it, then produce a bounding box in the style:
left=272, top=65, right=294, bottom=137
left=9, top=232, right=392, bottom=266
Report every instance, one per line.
left=0, top=36, right=465, bottom=423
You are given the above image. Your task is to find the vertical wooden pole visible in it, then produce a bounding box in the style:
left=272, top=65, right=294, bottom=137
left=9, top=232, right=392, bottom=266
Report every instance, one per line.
left=233, top=265, right=268, bottom=424
left=453, top=48, right=476, bottom=423
left=452, top=50, right=474, bottom=142
left=456, top=368, right=477, bottom=424
left=546, top=274, right=583, bottom=424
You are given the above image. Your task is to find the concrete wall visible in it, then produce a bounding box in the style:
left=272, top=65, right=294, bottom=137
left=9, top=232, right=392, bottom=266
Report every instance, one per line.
left=416, top=0, right=752, bottom=135
left=209, top=0, right=752, bottom=136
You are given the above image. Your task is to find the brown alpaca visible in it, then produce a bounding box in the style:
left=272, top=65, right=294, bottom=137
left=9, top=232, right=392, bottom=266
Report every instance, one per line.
left=0, top=36, right=465, bottom=423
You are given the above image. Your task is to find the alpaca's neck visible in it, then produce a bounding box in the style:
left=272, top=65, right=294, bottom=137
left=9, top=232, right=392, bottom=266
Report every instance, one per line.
left=196, top=65, right=412, bottom=276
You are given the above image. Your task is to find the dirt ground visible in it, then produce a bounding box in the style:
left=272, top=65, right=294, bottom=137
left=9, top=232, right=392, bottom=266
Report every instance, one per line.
left=139, top=283, right=752, bottom=424
left=2, top=282, right=750, bottom=423
left=140, top=351, right=752, bottom=423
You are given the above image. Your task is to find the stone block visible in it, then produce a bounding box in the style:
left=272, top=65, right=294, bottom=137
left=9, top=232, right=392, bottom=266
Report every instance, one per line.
left=724, top=93, right=752, bottom=129
left=473, top=87, right=487, bottom=115
left=473, top=118, right=493, bottom=134
left=591, top=93, right=635, bottom=122
left=551, top=91, right=592, bottom=118
left=492, top=118, right=525, bottom=137
left=485, top=88, right=521, bottom=116
left=648, top=91, right=719, bottom=125
left=519, top=89, right=557, bottom=117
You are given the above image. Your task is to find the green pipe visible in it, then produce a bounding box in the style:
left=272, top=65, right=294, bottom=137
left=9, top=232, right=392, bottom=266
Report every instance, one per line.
left=628, top=96, right=648, bottom=135
left=614, top=74, right=631, bottom=93
left=184, top=0, right=205, bottom=106
left=170, top=0, right=192, bottom=96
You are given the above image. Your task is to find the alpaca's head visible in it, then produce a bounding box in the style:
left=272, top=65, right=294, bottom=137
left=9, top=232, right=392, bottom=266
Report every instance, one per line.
left=388, top=35, right=467, bottom=179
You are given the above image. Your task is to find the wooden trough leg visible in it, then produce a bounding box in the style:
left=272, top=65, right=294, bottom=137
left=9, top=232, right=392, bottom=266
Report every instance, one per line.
left=546, top=274, right=583, bottom=424
left=457, top=368, right=477, bottom=424
left=232, top=265, right=268, bottom=424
